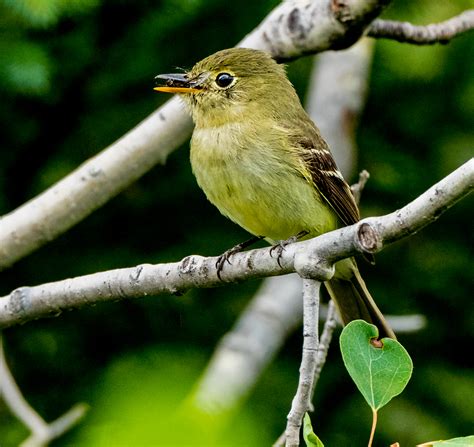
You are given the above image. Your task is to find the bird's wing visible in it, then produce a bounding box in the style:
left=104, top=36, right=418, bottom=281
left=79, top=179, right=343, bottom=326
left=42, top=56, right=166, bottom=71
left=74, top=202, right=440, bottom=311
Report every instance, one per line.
left=291, top=126, right=360, bottom=226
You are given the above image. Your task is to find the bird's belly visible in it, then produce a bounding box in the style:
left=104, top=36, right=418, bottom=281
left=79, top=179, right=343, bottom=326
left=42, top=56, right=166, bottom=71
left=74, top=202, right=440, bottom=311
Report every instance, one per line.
left=190, top=128, right=337, bottom=242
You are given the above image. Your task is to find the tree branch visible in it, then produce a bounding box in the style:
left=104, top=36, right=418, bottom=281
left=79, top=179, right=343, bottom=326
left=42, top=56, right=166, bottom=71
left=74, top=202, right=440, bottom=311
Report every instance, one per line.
left=285, top=279, right=321, bottom=447
left=0, top=335, right=47, bottom=436
left=310, top=300, right=338, bottom=402
left=20, top=404, right=88, bottom=447
left=0, top=334, right=87, bottom=446
left=274, top=300, right=339, bottom=447
left=241, top=0, right=391, bottom=61
left=367, top=10, right=474, bottom=44
left=0, top=158, right=471, bottom=329
left=350, top=170, right=371, bottom=204
left=0, top=0, right=394, bottom=271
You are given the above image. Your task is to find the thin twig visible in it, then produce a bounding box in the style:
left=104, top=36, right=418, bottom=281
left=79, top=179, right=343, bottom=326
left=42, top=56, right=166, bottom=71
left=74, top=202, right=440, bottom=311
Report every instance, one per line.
left=273, top=300, right=337, bottom=447
left=0, top=334, right=48, bottom=436
left=285, top=279, right=321, bottom=447
left=20, top=403, right=88, bottom=447
left=310, top=300, right=338, bottom=404
left=351, top=170, right=371, bottom=205
left=273, top=430, right=287, bottom=447
left=0, top=334, right=88, bottom=447
left=367, top=10, right=474, bottom=44
left=274, top=300, right=338, bottom=446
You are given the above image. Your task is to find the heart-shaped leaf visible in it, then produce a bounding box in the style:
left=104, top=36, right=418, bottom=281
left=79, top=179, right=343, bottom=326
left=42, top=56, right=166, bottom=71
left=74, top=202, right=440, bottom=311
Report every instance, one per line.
left=340, top=320, right=413, bottom=411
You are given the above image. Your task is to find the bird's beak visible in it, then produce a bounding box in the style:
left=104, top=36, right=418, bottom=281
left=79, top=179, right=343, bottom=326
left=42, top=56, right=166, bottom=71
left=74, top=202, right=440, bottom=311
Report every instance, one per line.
left=154, top=73, right=202, bottom=94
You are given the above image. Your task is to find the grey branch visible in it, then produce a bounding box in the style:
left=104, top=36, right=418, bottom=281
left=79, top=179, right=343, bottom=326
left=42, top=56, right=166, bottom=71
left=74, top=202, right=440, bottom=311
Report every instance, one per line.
left=311, top=300, right=338, bottom=401
left=0, top=0, right=394, bottom=271
left=21, top=405, right=88, bottom=447
left=0, top=335, right=87, bottom=446
left=0, top=158, right=471, bottom=329
left=241, top=0, right=391, bottom=61
left=275, top=301, right=338, bottom=447
left=285, top=279, right=321, bottom=447
left=367, top=10, right=474, bottom=44
left=350, top=170, right=371, bottom=205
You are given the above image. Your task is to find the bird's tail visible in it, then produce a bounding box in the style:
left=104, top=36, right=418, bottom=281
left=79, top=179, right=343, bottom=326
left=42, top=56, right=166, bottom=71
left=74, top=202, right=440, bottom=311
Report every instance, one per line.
left=325, top=258, right=396, bottom=339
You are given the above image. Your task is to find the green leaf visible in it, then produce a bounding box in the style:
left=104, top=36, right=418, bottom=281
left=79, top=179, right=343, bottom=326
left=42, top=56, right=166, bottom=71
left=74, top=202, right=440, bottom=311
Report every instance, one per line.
left=418, top=436, right=474, bottom=446
left=339, top=320, right=413, bottom=411
left=303, top=413, right=324, bottom=447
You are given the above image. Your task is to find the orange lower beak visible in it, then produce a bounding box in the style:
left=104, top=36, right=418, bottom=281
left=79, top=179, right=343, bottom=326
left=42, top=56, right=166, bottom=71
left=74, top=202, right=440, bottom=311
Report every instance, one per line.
left=153, top=86, right=201, bottom=94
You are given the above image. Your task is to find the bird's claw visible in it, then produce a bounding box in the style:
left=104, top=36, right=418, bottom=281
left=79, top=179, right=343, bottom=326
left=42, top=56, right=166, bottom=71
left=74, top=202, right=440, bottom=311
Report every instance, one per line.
left=216, top=248, right=238, bottom=280
left=215, top=235, right=264, bottom=280
left=270, top=239, right=294, bottom=268
left=270, top=231, right=309, bottom=268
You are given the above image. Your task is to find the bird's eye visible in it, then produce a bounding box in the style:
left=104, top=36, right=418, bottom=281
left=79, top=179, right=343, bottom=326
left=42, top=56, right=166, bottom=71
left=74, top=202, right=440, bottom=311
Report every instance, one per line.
left=215, top=72, right=234, bottom=88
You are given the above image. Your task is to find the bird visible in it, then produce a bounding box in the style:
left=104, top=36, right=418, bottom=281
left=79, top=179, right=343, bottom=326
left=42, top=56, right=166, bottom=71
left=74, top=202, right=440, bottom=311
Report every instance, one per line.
left=154, top=47, right=395, bottom=339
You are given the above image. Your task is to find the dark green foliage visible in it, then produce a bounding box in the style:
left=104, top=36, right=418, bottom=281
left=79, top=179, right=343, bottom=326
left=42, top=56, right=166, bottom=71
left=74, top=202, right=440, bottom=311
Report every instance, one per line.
left=0, top=0, right=472, bottom=445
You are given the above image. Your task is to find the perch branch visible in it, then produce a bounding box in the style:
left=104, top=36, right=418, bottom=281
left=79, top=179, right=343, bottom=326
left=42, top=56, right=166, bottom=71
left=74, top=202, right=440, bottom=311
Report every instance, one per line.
left=0, top=158, right=471, bottom=329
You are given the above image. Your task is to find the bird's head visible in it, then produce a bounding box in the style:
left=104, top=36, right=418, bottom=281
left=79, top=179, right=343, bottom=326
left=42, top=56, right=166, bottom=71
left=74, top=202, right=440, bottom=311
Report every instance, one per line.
left=154, top=48, right=296, bottom=126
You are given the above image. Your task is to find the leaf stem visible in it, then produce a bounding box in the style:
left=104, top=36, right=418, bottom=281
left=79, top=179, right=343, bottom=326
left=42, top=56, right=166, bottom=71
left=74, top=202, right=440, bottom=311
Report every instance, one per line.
left=368, top=408, right=378, bottom=447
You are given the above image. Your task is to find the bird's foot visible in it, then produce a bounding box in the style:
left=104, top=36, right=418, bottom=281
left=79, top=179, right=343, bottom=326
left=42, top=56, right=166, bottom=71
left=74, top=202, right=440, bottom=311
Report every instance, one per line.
left=270, top=231, right=309, bottom=267
left=216, top=246, right=241, bottom=279
left=216, top=235, right=264, bottom=280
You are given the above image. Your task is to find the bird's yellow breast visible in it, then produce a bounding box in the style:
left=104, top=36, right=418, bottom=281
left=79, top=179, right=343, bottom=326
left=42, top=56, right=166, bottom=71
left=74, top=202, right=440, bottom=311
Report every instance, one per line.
left=190, top=120, right=337, bottom=243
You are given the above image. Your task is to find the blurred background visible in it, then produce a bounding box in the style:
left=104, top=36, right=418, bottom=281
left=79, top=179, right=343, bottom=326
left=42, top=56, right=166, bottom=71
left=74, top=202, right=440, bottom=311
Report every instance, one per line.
left=0, top=0, right=472, bottom=445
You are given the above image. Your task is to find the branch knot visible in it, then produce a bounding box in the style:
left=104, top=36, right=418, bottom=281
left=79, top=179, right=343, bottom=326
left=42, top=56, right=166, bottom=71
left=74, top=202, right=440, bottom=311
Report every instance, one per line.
left=9, top=287, right=30, bottom=317
left=356, top=222, right=381, bottom=254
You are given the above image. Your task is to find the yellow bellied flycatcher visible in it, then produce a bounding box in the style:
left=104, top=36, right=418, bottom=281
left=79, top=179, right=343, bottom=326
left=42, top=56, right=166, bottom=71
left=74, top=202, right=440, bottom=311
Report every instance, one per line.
left=155, top=48, right=395, bottom=339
